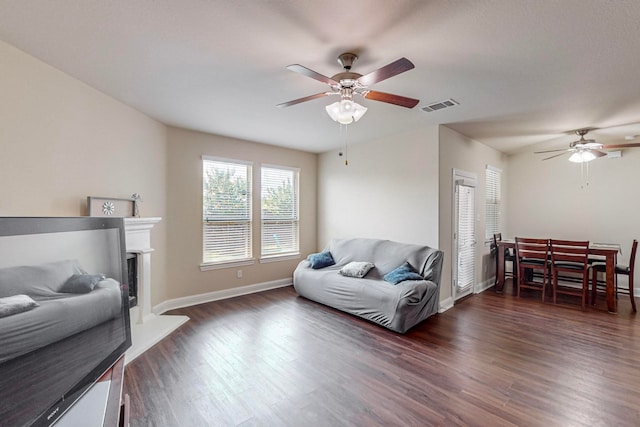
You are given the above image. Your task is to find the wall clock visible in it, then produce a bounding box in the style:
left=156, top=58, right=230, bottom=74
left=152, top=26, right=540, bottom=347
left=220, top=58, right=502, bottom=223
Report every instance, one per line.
left=87, top=197, right=135, bottom=217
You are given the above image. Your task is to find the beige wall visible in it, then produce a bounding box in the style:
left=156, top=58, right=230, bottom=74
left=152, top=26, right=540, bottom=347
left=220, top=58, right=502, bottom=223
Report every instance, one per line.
left=0, top=40, right=169, bottom=305
left=165, top=127, right=317, bottom=299
left=439, top=126, right=508, bottom=302
left=317, top=125, right=440, bottom=250
left=507, top=146, right=640, bottom=290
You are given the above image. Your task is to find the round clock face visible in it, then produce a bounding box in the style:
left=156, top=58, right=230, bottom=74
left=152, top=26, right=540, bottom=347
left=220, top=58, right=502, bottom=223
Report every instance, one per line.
left=102, top=201, right=115, bottom=215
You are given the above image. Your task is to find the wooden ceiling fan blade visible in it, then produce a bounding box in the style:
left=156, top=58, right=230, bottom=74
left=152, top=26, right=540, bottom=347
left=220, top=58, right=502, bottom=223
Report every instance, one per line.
left=591, top=150, right=607, bottom=158
left=364, top=90, right=419, bottom=108
left=534, top=148, right=569, bottom=154
left=601, top=143, right=640, bottom=149
left=276, top=92, right=329, bottom=108
left=286, top=65, right=338, bottom=86
left=542, top=152, right=569, bottom=161
left=357, top=57, right=415, bottom=86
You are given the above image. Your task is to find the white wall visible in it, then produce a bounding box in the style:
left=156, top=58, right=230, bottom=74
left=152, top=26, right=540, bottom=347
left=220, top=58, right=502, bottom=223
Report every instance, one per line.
left=0, top=40, right=169, bottom=305
left=507, top=147, right=640, bottom=291
left=317, top=125, right=440, bottom=250
left=439, top=126, right=509, bottom=303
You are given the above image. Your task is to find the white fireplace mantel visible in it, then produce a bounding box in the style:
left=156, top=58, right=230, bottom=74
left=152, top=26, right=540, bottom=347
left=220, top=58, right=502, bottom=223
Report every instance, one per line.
left=124, top=217, right=161, bottom=324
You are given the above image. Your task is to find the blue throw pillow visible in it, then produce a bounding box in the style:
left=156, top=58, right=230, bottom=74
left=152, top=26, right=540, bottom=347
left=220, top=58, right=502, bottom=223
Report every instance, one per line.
left=383, top=262, right=423, bottom=285
left=307, top=251, right=335, bottom=269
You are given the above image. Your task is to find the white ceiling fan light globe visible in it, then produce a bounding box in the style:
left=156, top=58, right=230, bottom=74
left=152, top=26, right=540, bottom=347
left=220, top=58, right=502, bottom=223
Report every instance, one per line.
left=568, top=150, right=596, bottom=163
left=325, top=100, right=367, bottom=124
left=325, top=101, right=343, bottom=122
left=351, top=102, right=367, bottom=122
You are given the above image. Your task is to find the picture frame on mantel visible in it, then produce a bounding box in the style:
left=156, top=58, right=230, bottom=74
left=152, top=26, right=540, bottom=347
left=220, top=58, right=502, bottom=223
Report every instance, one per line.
left=87, top=196, right=135, bottom=217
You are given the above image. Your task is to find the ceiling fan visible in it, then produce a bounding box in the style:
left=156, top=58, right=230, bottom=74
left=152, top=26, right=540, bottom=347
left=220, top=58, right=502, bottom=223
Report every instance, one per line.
left=534, top=128, right=640, bottom=162
left=276, top=52, right=419, bottom=124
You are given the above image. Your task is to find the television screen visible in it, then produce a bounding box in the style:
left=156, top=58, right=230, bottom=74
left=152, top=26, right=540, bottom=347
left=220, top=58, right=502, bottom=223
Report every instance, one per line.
left=0, top=217, right=132, bottom=427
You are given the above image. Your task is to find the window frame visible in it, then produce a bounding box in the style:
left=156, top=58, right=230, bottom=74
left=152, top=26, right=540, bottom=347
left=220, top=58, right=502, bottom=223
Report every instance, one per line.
left=260, top=164, right=300, bottom=261
left=485, top=165, right=502, bottom=245
left=200, top=155, right=254, bottom=270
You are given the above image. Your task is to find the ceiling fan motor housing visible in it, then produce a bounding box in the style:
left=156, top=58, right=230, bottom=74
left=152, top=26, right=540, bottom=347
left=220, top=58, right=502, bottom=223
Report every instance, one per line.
left=337, top=53, right=358, bottom=70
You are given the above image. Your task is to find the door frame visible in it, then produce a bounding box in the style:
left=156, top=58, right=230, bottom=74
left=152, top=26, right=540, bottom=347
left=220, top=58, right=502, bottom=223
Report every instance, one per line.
left=452, top=168, right=477, bottom=301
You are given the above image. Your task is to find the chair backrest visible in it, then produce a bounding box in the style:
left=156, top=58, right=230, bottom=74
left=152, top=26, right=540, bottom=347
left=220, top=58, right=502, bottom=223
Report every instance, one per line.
left=629, top=239, right=638, bottom=273
left=515, top=237, right=549, bottom=262
left=549, top=239, right=589, bottom=266
left=492, top=233, right=502, bottom=252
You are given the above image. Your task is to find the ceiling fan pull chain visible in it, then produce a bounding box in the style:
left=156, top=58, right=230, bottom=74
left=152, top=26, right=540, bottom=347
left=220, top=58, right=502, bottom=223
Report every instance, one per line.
left=343, top=123, right=349, bottom=166
left=580, top=160, right=590, bottom=189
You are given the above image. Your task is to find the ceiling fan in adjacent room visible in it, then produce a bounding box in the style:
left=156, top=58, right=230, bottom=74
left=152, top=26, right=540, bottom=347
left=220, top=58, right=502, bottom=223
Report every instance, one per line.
left=534, top=128, right=640, bottom=162
left=276, top=52, right=419, bottom=124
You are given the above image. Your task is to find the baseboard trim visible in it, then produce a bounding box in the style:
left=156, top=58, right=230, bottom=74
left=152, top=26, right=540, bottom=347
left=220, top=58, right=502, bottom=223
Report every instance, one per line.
left=475, top=279, right=494, bottom=294
left=153, top=278, right=458, bottom=319
left=439, top=297, right=454, bottom=313
left=153, top=278, right=293, bottom=314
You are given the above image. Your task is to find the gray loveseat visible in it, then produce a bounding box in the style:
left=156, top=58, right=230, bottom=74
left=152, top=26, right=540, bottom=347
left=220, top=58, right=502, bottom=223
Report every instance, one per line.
left=293, top=238, right=444, bottom=333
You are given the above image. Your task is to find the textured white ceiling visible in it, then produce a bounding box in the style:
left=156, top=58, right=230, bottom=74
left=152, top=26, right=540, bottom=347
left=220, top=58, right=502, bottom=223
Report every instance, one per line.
left=2, top=0, right=640, bottom=154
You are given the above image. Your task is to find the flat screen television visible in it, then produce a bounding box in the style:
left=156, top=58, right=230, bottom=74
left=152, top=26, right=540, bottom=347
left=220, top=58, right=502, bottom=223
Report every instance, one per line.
left=0, top=217, right=132, bottom=427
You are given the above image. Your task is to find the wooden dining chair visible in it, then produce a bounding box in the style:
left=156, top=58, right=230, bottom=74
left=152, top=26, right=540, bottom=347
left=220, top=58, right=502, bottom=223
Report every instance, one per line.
left=591, top=239, right=637, bottom=312
left=549, top=239, right=590, bottom=309
left=515, top=237, right=550, bottom=302
left=493, top=233, right=516, bottom=287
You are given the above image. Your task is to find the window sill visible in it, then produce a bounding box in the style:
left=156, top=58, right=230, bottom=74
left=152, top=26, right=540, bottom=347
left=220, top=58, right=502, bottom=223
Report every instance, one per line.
left=259, top=253, right=301, bottom=264
left=200, top=258, right=256, bottom=271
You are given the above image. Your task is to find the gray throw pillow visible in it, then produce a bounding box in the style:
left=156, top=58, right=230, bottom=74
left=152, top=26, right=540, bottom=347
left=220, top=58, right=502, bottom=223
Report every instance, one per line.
left=60, top=274, right=106, bottom=294
left=339, top=261, right=375, bottom=278
left=0, top=294, right=39, bottom=318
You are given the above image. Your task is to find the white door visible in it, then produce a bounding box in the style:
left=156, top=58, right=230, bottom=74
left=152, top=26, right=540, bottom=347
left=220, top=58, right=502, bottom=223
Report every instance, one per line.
left=453, top=170, right=477, bottom=301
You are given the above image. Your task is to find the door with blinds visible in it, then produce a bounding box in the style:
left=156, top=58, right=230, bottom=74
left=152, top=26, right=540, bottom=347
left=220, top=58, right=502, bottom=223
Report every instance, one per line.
left=453, top=170, right=477, bottom=301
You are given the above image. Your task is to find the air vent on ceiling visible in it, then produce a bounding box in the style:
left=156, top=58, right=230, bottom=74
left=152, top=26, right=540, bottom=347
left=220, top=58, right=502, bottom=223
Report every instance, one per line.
left=421, top=98, right=459, bottom=113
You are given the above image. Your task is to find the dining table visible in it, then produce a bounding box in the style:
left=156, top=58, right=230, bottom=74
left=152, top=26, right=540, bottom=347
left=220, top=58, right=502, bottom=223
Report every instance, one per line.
left=495, top=239, right=620, bottom=313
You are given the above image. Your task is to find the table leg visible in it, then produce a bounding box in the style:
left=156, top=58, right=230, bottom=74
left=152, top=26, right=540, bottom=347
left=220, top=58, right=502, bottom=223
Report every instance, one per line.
left=605, top=252, right=617, bottom=313
left=496, top=247, right=506, bottom=293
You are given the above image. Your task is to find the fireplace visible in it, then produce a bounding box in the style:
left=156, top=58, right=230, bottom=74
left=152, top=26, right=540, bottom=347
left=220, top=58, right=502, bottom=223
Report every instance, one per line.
left=126, top=253, right=138, bottom=308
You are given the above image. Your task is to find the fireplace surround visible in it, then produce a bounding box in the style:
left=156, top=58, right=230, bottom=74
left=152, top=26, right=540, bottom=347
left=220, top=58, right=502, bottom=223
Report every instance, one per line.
left=123, top=217, right=189, bottom=363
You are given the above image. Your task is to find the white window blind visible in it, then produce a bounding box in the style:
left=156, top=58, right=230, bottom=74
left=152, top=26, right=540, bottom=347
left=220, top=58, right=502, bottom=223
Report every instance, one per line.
left=202, top=157, right=252, bottom=264
left=485, top=165, right=502, bottom=242
left=261, top=165, right=299, bottom=257
left=456, top=183, right=476, bottom=292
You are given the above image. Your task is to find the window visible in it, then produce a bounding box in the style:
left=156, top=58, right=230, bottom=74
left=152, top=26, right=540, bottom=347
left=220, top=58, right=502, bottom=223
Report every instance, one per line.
left=202, top=157, right=252, bottom=265
left=261, top=165, right=299, bottom=258
left=485, top=165, right=502, bottom=243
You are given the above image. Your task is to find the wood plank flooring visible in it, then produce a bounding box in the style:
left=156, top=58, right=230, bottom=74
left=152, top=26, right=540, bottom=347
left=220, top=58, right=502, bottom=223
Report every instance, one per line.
left=123, top=283, right=640, bottom=426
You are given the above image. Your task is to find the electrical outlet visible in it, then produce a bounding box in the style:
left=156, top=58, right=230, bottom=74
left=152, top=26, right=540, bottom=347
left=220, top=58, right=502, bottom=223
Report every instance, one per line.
left=236, top=270, right=243, bottom=279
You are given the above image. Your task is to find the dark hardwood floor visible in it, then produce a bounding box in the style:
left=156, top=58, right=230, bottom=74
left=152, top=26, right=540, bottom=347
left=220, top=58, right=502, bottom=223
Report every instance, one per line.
left=123, top=282, right=640, bottom=426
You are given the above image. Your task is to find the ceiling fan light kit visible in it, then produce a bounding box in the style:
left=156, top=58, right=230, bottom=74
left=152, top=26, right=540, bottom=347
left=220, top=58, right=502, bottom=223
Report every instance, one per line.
left=325, top=100, right=368, bottom=124
left=568, top=150, right=596, bottom=163
left=324, top=87, right=367, bottom=124
left=277, top=52, right=419, bottom=125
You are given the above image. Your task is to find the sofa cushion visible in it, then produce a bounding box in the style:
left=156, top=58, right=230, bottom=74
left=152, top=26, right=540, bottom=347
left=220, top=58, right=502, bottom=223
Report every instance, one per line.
left=383, top=262, right=424, bottom=285
left=60, top=274, right=106, bottom=294
left=307, top=251, right=335, bottom=269
left=340, top=262, right=375, bottom=278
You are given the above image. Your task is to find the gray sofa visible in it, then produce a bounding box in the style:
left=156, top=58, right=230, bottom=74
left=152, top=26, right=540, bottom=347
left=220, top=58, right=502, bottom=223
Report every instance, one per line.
left=293, top=238, right=444, bottom=333
left=0, top=259, right=122, bottom=363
